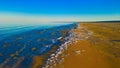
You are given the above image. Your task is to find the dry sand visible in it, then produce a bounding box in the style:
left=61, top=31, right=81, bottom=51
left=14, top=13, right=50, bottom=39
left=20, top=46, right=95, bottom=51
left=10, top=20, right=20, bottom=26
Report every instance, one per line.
left=54, top=23, right=112, bottom=68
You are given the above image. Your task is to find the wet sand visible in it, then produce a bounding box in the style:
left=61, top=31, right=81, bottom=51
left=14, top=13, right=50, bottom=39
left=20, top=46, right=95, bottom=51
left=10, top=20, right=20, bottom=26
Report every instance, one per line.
left=55, top=22, right=120, bottom=68
left=60, top=40, right=110, bottom=68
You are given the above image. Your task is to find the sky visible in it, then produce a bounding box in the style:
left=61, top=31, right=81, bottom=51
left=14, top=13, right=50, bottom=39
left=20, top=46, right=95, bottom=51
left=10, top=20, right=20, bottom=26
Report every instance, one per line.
left=0, top=0, right=120, bottom=23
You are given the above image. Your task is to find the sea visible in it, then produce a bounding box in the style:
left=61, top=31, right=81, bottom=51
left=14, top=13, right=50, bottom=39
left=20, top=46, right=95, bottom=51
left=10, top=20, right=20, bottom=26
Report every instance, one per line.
left=0, top=22, right=77, bottom=68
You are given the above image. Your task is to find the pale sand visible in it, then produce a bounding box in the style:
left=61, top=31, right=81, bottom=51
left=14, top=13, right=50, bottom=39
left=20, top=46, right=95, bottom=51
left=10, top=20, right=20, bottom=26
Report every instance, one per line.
left=54, top=23, right=111, bottom=68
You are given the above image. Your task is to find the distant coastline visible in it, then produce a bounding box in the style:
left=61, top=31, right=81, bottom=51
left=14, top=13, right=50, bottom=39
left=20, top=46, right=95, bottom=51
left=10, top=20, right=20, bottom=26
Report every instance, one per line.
left=78, top=20, right=120, bottom=23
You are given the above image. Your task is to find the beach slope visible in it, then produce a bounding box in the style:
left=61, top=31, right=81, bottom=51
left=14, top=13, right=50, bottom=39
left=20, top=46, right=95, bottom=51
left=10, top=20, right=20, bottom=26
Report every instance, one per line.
left=55, top=22, right=120, bottom=68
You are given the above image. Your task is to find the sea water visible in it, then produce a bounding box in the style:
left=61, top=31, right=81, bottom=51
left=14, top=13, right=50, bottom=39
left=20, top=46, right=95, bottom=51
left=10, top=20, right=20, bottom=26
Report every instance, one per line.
left=0, top=22, right=77, bottom=68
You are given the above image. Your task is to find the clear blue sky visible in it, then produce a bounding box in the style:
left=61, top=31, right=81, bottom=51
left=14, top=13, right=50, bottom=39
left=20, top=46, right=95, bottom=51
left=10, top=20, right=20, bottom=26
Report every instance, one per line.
left=0, top=0, right=120, bottom=15
left=0, top=0, right=120, bottom=22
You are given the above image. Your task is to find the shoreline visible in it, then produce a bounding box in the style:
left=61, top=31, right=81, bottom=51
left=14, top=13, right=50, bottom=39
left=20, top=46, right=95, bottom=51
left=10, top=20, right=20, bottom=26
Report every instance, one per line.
left=53, top=23, right=114, bottom=68
left=36, top=23, right=94, bottom=68
left=41, top=25, right=78, bottom=68
left=31, top=23, right=78, bottom=68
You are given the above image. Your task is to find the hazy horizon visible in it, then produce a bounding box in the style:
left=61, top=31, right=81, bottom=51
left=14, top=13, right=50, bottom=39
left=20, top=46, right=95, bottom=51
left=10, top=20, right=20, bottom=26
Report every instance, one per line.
left=0, top=12, right=120, bottom=25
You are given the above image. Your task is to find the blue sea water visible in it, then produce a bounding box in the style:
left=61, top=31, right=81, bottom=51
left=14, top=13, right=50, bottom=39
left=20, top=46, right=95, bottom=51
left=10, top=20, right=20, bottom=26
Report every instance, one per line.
left=0, top=22, right=77, bottom=68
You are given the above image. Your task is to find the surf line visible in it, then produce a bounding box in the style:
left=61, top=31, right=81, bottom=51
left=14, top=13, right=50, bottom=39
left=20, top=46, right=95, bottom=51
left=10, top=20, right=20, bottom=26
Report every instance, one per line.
left=42, top=27, right=77, bottom=68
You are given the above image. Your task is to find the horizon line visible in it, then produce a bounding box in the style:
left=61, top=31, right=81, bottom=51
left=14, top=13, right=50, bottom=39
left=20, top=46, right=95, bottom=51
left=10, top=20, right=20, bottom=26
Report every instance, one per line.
left=0, top=12, right=120, bottom=25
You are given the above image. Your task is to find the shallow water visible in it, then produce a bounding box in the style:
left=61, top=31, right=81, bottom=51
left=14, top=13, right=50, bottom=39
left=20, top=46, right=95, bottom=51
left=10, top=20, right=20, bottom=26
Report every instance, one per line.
left=0, top=22, right=77, bottom=68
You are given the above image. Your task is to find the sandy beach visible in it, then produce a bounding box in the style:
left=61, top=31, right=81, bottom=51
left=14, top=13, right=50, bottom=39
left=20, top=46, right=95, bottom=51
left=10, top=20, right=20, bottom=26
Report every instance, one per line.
left=1, top=22, right=119, bottom=68
left=54, top=22, right=120, bottom=68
